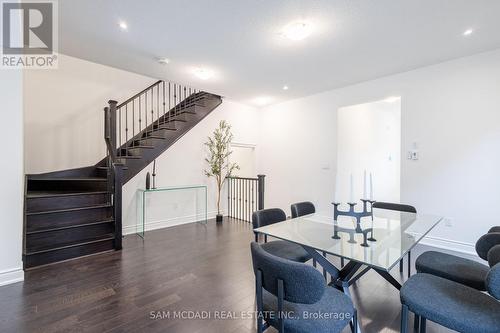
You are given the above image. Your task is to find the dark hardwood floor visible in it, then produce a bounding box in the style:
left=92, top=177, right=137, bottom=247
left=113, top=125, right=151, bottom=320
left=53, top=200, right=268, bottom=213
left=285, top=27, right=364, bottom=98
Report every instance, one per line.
left=0, top=218, right=455, bottom=333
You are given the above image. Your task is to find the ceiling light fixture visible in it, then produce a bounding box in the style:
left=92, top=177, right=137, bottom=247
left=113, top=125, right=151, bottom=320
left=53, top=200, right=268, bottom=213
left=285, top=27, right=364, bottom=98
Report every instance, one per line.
left=157, top=57, right=170, bottom=65
left=118, top=21, right=128, bottom=31
left=282, top=85, right=289, bottom=90
left=282, top=21, right=313, bottom=41
left=463, top=28, right=474, bottom=37
left=192, top=68, right=214, bottom=80
left=384, top=96, right=400, bottom=103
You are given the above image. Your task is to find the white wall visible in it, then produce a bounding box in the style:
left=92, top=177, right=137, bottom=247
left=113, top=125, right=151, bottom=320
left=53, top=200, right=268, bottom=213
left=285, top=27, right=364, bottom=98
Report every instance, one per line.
left=337, top=99, right=401, bottom=203
left=23, top=55, right=260, bottom=233
left=0, top=70, right=24, bottom=286
left=259, top=49, right=500, bottom=254
left=24, top=54, right=153, bottom=174
left=122, top=99, right=260, bottom=233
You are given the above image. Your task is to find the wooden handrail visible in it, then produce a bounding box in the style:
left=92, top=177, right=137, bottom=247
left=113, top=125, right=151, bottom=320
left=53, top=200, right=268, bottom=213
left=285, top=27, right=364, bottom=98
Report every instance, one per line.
left=116, top=80, right=163, bottom=109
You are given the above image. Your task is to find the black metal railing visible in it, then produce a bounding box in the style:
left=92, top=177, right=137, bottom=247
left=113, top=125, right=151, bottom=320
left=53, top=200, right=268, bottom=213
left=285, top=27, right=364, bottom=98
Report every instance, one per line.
left=106, top=80, right=202, bottom=158
left=103, top=79, right=204, bottom=249
left=227, top=175, right=265, bottom=222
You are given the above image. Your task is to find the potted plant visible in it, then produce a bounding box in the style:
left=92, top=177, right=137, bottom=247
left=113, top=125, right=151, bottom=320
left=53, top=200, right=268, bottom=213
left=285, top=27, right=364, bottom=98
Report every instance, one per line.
left=204, top=120, right=239, bottom=223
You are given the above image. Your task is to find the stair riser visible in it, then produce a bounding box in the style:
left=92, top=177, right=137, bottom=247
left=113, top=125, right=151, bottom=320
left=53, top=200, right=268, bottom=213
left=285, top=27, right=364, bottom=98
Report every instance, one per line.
left=133, top=138, right=165, bottom=146
left=24, top=239, right=115, bottom=269
left=26, top=207, right=112, bottom=232
left=26, top=223, right=114, bottom=252
left=28, top=179, right=107, bottom=192
left=26, top=193, right=109, bottom=213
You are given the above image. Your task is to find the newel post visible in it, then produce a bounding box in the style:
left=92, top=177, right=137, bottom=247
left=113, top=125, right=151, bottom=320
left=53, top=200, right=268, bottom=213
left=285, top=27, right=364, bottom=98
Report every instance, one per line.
left=257, top=174, right=266, bottom=210
left=108, top=100, right=118, bottom=152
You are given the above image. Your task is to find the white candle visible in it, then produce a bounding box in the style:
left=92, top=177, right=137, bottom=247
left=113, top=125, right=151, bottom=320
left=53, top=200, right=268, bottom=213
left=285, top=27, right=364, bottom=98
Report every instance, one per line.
left=369, top=173, right=374, bottom=200
left=350, top=173, right=354, bottom=203
left=334, top=180, right=338, bottom=203
left=363, top=170, right=367, bottom=199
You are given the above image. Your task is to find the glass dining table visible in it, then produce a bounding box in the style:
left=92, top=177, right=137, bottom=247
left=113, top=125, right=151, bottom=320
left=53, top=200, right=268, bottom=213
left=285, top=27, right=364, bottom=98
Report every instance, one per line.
left=254, top=208, right=444, bottom=293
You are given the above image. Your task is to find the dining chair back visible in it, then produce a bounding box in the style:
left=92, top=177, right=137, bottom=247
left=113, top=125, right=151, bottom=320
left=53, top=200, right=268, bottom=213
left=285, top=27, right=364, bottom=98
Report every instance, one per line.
left=372, top=201, right=416, bottom=276
left=251, top=241, right=325, bottom=304
left=290, top=201, right=316, bottom=218
left=252, top=208, right=287, bottom=242
left=371, top=201, right=417, bottom=213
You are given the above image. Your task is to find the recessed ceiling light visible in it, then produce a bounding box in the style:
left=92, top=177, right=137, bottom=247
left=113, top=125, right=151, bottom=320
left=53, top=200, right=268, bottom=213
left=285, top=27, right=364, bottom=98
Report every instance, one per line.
left=463, top=29, right=474, bottom=36
left=282, top=21, right=313, bottom=41
left=192, top=68, right=214, bottom=80
left=282, top=85, right=289, bottom=90
left=384, top=96, right=400, bottom=103
left=119, top=21, right=128, bottom=31
left=157, top=57, right=170, bottom=65
left=253, top=96, right=273, bottom=106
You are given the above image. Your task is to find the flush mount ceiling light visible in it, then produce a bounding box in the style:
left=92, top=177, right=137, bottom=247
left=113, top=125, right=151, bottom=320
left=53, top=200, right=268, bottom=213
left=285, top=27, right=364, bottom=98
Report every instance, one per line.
left=157, top=57, right=170, bottom=65
left=384, top=96, right=400, bottom=103
left=282, top=85, right=289, bottom=90
left=281, top=21, right=313, bottom=41
left=192, top=68, right=214, bottom=80
left=253, top=96, right=273, bottom=106
left=118, top=21, right=128, bottom=31
left=463, top=28, right=474, bottom=36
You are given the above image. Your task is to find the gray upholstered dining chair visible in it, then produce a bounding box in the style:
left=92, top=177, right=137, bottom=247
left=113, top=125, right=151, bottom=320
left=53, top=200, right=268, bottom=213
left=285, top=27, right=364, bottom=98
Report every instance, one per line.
left=252, top=208, right=312, bottom=263
left=400, top=245, right=500, bottom=333
left=290, top=201, right=315, bottom=218
left=415, top=230, right=500, bottom=290
left=250, top=242, right=357, bottom=333
left=371, top=201, right=417, bottom=278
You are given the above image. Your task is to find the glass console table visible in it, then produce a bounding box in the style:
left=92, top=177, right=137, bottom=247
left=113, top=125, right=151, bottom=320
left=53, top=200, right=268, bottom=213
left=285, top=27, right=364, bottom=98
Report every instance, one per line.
left=136, top=185, right=208, bottom=238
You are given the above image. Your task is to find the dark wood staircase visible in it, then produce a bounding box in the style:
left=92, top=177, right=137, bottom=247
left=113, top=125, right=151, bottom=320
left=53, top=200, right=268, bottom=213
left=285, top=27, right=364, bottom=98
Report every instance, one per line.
left=23, top=81, right=222, bottom=269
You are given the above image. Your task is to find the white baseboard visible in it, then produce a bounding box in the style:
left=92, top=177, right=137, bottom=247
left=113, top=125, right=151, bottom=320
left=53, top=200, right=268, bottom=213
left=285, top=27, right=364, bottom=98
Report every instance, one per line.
left=0, top=267, right=24, bottom=287
left=419, top=235, right=478, bottom=259
left=123, top=210, right=221, bottom=235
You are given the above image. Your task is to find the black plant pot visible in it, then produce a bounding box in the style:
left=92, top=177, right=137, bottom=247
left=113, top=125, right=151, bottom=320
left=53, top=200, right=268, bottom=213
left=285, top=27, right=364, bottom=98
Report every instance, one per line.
left=216, top=214, right=223, bottom=223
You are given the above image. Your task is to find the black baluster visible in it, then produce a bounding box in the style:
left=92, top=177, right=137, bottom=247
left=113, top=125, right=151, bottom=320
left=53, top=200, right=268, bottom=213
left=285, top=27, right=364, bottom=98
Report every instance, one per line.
left=162, top=81, right=166, bottom=123
left=125, top=104, right=128, bottom=156
left=118, top=107, right=122, bottom=156
left=145, top=90, right=148, bottom=137
left=157, top=84, right=160, bottom=130
left=150, top=87, right=154, bottom=136
left=238, top=179, right=241, bottom=220
left=138, top=95, right=141, bottom=136
left=132, top=100, right=135, bottom=147
left=174, top=83, right=177, bottom=118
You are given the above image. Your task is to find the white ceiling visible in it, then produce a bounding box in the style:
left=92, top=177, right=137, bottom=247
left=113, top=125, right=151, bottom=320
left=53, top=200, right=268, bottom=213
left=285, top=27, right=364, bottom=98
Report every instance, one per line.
left=59, top=0, right=500, bottom=106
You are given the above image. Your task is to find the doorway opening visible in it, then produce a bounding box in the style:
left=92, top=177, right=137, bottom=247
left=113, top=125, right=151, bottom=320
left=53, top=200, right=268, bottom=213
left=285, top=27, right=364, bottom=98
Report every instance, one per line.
left=336, top=98, right=401, bottom=203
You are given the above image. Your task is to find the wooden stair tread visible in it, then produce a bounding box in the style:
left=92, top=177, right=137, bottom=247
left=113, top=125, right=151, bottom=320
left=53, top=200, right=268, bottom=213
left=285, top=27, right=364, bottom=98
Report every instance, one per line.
left=28, top=177, right=107, bottom=181
left=25, top=234, right=115, bottom=255
left=26, top=203, right=111, bottom=216
left=127, top=145, right=154, bottom=149
left=118, top=155, right=142, bottom=159
left=143, top=134, right=166, bottom=139
left=27, top=219, right=114, bottom=235
left=96, top=166, right=128, bottom=170
left=26, top=190, right=108, bottom=199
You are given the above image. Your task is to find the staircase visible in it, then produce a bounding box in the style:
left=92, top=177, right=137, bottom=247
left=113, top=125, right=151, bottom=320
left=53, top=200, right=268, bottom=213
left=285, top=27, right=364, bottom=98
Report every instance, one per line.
left=23, top=80, right=222, bottom=269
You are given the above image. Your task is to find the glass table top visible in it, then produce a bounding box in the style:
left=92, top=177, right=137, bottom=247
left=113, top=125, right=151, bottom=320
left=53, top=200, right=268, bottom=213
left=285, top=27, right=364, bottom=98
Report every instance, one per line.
left=254, top=209, right=443, bottom=271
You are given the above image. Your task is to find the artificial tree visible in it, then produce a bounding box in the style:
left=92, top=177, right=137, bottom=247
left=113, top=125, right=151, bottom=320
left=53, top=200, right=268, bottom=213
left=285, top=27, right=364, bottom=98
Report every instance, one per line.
left=204, top=120, right=239, bottom=223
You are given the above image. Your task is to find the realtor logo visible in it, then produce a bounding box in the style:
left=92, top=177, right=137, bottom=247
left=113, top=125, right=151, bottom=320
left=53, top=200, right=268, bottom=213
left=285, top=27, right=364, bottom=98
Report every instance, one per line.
left=1, top=1, right=58, bottom=68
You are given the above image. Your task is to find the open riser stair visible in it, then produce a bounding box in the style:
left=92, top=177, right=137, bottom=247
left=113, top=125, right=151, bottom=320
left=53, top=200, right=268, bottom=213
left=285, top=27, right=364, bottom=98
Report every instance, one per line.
left=23, top=80, right=222, bottom=269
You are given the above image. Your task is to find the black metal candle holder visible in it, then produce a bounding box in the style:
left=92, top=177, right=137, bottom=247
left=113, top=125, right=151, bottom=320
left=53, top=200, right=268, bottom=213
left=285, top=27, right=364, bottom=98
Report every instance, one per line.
left=331, top=199, right=377, bottom=247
